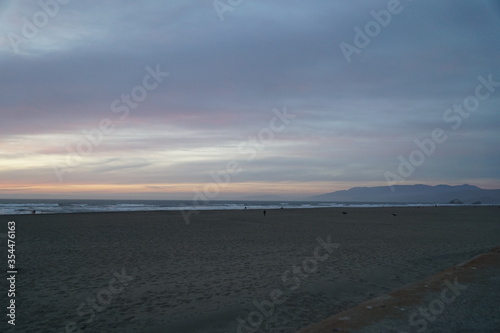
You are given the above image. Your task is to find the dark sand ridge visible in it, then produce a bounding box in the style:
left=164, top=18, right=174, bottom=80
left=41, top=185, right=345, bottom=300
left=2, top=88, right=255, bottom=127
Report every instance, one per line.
left=297, top=246, right=500, bottom=333
left=1, top=206, right=499, bottom=332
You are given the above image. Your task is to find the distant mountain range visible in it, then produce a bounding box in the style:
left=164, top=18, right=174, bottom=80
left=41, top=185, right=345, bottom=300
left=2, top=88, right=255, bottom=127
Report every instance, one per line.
left=310, top=184, right=500, bottom=204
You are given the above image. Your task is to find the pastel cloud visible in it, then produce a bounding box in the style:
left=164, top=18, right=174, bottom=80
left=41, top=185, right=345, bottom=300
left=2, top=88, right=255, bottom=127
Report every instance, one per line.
left=0, top=0, right=499, bottom=199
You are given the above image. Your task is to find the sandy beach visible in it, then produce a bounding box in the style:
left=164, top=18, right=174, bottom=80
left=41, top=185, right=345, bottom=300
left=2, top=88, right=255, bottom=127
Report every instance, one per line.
left=2, top=206, right=499, bottom=332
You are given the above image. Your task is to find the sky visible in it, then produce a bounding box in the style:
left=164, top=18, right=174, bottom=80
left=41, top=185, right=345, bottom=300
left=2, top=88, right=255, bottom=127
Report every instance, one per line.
left=0, top=0, right=499, bottom=200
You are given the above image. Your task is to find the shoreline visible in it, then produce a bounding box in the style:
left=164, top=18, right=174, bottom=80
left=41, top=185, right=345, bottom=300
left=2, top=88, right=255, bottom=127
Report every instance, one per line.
left=1, top=204, right=499, bottom=218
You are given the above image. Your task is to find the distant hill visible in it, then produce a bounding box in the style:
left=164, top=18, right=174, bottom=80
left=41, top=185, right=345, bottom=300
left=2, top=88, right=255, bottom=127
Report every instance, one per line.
left=310, top=184, right=500, bottom=204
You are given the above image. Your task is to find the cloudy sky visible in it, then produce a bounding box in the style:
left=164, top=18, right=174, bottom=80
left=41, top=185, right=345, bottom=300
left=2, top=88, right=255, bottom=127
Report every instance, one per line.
left=0, top=0, right=499, bottom=200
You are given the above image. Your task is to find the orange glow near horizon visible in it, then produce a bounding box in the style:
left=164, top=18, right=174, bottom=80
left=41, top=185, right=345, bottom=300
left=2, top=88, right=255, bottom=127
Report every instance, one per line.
left=0, top=182, right=335, bottom=196
left=1, top=180, right=499, bottom=199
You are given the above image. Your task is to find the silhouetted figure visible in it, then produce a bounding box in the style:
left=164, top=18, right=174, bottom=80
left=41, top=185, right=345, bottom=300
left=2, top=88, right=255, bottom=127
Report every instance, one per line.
left=263, top=210, right=266, bottom=216
left=342, top=211, right=347, bottom=215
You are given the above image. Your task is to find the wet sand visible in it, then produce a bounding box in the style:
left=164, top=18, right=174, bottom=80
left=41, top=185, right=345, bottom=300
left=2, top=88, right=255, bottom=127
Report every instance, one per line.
left=1, top=206, right=499, bottom=332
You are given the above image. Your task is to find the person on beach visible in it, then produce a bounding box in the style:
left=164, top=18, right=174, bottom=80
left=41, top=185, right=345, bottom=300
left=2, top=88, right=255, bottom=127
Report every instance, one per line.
left=263, top=210, right=266, bottom=216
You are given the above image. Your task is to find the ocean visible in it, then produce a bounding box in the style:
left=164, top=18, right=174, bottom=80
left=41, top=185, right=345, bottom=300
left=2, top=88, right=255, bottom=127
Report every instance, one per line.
left=0, top=199, right=454, bottom=215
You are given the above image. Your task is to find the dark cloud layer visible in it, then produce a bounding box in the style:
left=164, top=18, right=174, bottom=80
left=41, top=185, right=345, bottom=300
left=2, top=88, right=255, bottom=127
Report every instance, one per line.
left=0, top=0, right=499, bottom=198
